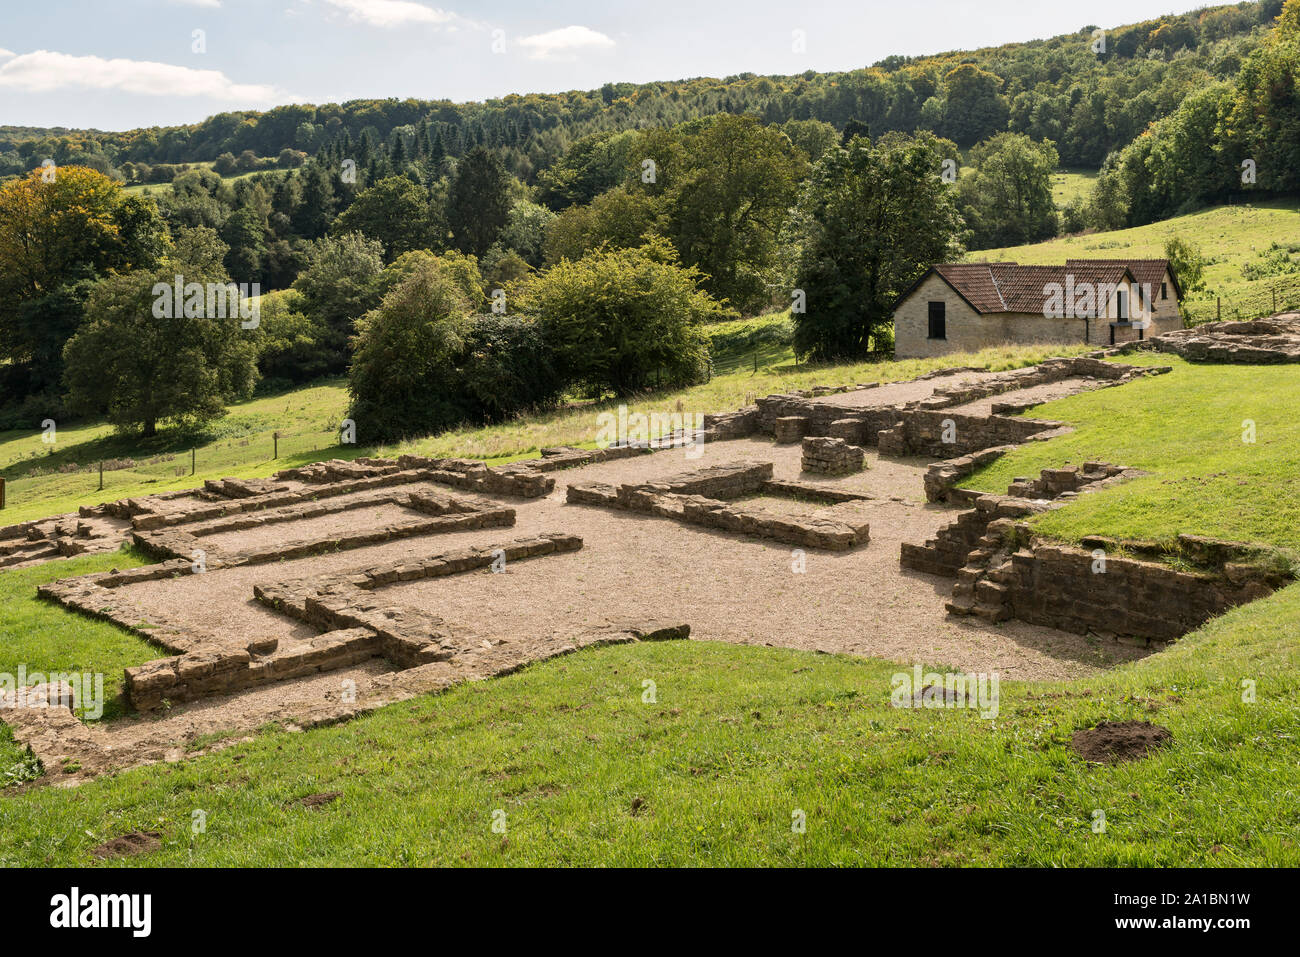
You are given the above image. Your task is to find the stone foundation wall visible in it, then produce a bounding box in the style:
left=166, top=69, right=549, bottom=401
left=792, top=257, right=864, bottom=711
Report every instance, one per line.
left=922, top=446, right=1016, bottom=503
left=1007, top=461, right=1130, bottom=499
left=801, top=437, right=865, bottom=475
left=989, top=540, right=1283, bottom=643
left=774, top=416, right=809, bottom=443
left=877, top=410, right=1068, bottom=459
left=121, top=532, right=584, bottom=711
left=567, top=461, right=870, bottom=551
left=701, top=407, right=759, bottom=440
left=1150, top=314, right=1300, bottom=363
left=901, top=494, right=1044, bottom=578
left=623, top=461, right=774, bottom=501
left=132, top=492, right=516, bottom=569
left=677, top=496, right=869, bottom=550
left=901, top=461, right=1286, bottom=642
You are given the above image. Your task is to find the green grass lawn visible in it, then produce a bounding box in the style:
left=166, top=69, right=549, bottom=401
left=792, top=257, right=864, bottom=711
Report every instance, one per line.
left=706, top=311, right=796, bottom=375
left=965, top=355, right=1300, bottom=551
left=0, top=343, right=1088, bottom=526
left=0, top=547, right=156, bottom=786
left=0, top=582, right=1296, bottom=866
left=972, top=200, right=1300, bottom=322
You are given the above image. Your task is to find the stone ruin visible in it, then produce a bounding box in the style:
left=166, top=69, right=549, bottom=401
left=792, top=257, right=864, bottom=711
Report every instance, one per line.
left=1140, top=313, right=1300, bottom=364
left=902, top=462, right=1288, bottom=644
left=568, top=460, right=873, bottom=550
left=6, top=349, right=1295, bottom=785
left=704, top=354, right=1168, bottom=458
left=801, top=437, right=866, bottom=475
left=0, top=513, right=126, bottom=570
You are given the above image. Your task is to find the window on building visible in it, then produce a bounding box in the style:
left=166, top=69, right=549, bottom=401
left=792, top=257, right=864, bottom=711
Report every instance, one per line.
left=1161, top=282, right=1168, bottom=300
left=1116, top=290, right=1129, bottom=321
left=927, top=301, right=946, bottom=340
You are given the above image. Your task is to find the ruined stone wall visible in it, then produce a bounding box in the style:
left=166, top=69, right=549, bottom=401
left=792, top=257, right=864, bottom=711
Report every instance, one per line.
left=902, top=461, right=1286, bottom=643
left=801, top=437, right=865, bottom=475
left=567, top=461, right=871, bottom=551
left=877, top=410, right=1067, bottom=458
left=992, top=543, right=1281, bottom=643
left=1150, top=315, right=1300, bottom=363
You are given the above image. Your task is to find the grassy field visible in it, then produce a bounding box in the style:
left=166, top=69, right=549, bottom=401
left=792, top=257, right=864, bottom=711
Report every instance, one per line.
left=1051, top=168, right=1098, bottom=208
left=966, top=354, right=1300, bottom=552
left=0, top=547, right=156, bottom=785
left=972, top=200, right=1300, bottom=322
left=0, top=342, right=1089, bottom=526
left=122, top=163, right=283, bottom=197
left=706, top=311, right=795, bottom=375
left=0, top=575, right=1296, bottom=865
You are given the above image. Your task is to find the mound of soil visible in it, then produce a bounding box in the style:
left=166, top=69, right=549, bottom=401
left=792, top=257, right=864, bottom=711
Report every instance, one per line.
left=297, top=791, right=342, bottom=808
left=1072, top=720, right=1172, bottom=765
left=91, top=831, right=162, bottom=859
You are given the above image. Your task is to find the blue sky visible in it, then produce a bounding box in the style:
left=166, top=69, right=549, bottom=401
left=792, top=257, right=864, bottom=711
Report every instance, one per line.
left=1, top=0, right=1202, bottom=131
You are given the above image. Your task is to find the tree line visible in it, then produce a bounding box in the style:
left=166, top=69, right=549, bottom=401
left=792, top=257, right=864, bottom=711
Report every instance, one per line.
left=0, top=1, right=1282, bottom=185
left=0, top=116, right=986, bottom=440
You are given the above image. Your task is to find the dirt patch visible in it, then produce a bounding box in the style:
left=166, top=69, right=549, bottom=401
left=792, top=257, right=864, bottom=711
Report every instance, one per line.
left=1071, top=720, right=1173, bottom=765
left=91, top=831, right=162, bottom=859
left=296, top=791, right=342, bottom=808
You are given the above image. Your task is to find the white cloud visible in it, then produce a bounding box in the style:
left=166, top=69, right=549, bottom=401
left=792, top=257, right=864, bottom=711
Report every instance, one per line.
left=0, top=51, right=287, bottom=102
left=0, top=48, right=15, bottom=60
left=322, top=0, right=456, bottom=28
left=517, top=25, right=615, bottom=61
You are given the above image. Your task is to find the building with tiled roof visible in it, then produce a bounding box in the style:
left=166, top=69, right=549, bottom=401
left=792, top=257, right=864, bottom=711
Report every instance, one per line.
left=892, top=258, right=1183, bottom=358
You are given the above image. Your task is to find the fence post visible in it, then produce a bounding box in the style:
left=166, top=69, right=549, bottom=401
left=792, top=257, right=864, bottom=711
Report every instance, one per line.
left=1274, top=287, right=1278, bottom=315
left=0, top=476, right=6, bottom=510
left=273, top=431, right=279, bottom=460
left=1217, top=297, right=1221, bottom=321
left=98, top=460, right=104, bottom=492
left=191, top=448, right=196, bottom=476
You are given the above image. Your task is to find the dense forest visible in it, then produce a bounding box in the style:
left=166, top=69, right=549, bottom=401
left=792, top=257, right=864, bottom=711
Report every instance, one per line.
left=2, top=0, right=1297, bottom=442
left=0, top=1, right=1282, bottom=182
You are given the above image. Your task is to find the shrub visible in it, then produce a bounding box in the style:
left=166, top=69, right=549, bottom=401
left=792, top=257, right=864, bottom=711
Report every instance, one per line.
left=347, top=261, right=563, bottom=441
left=460, top=315, right=563, bottom=422
left=519, top=239, right=719, bottom=397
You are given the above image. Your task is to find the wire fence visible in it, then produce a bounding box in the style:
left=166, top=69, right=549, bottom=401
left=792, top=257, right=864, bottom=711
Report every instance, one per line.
left=1182, top=274, right=1300, bottom=326
left=1, top=426, right=347, bottom=514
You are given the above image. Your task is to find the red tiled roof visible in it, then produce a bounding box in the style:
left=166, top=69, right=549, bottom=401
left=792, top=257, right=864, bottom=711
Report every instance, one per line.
left=919, top=259, right=1171, bottom=315
left=1066, top=259, right=1175, bottom=297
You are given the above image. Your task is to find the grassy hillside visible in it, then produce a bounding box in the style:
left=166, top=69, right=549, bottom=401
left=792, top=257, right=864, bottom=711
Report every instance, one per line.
left=121, top=163, right=286, bottom=197
left=967, top=354, right=1300, bottom=551
left=1051, top=169, right=1098, bottom=209
left=971, top=200, right=1300, bottom=322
